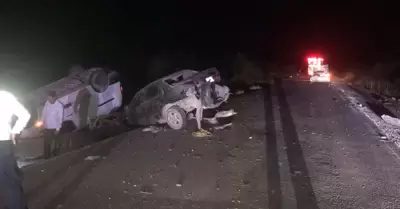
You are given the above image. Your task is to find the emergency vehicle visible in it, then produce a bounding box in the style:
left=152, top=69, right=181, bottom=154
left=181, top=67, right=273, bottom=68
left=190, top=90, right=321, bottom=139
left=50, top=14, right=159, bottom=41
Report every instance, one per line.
left=307, top=57, right=331, bottom=82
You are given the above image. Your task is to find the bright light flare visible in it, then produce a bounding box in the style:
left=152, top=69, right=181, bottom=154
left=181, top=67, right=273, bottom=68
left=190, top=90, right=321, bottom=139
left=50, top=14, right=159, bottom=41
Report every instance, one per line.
left=34, top=120, right=43, bottom=128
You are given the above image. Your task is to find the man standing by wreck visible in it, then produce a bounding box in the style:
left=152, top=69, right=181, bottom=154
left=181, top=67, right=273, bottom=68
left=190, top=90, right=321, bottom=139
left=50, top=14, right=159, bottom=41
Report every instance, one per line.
left=192, top=77, right=224, bottom=137
left=41, top=90, right=64, bottom=158
left=0, top=90, right=31, bottom=209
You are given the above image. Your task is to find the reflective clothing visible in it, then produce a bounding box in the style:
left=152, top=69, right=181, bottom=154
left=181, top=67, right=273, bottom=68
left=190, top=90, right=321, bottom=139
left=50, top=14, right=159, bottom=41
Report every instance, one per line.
left=0, top=90, right=30, bottom=209
left=42, top=100, right=64, bottom=131
left=0, top=91, right=30, bottom=141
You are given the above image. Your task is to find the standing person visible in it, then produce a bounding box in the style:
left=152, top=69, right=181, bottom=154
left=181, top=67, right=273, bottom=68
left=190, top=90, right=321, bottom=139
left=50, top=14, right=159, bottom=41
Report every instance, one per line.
left=192, top=80, right=214, bottom=137
left=41, top=91, right=64, bottom=158
left=0, top=90, right=31, bottom=209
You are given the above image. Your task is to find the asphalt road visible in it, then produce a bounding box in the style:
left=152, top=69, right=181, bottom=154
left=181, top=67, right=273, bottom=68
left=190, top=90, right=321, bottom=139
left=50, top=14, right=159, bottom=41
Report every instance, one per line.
left=19, top=79, right=400, bottom=209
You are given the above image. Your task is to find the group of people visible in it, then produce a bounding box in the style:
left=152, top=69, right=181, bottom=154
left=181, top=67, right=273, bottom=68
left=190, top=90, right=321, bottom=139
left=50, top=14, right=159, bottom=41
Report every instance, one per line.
left=0, top=90, right=63, bottom=209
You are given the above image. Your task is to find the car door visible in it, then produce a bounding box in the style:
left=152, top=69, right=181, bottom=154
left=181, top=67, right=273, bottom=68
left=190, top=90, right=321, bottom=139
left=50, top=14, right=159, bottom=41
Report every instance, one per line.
left=137, top=85, right=162, bottom=124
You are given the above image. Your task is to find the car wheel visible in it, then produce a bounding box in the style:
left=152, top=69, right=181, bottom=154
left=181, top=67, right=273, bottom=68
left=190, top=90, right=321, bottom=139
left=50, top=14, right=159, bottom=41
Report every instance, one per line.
left=165, top=105, right=187, bottom=130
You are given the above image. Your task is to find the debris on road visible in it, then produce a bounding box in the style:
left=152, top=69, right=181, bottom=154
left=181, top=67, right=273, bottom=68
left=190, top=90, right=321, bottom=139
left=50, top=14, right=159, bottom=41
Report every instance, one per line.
left=380, top=134, right=388, bottom=140
left=140, top=185, right=154, bottom=195
left=249, top=85, right=262, bottom=90
left=201, top=109, right=237, bottom=127
left=335, top=84, right=400, bottom=145
left=382, top=115, right=400, bottom=127
left=203, top=117, right=218, bottom=124
left=235, top=90, right=244, bottom=95
left=214, top=123, right=232, bottom=130
left=215, top=109, right=237, bottom=118
left=139, top=191, right=153, bottom=195
left=192, top=129, right=212, bottom=138
left=85, top=155, right=102, bottom=161
left=142, top=126, right=163, bottom=133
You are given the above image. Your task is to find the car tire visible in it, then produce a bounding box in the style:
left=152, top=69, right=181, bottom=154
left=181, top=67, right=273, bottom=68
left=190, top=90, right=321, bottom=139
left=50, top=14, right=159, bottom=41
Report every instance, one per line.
left=165, top=105, right=187, bottom=130
left=88, top=68, right=109, bottom=93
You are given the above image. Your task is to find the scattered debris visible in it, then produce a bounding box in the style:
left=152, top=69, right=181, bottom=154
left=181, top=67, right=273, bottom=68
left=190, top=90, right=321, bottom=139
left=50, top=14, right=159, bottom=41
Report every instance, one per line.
left=140, top=185, right=154, bottom=195
left=215, top=109, right=237, bottom=118
left=380, top=135, right=388, bottom=140
left=192, top=153, right=204, bottom=159
left=382, top=115, right=400, bottom=127
left=192, top=129, right=212, bottom=138
left=214, top=123, right=232, bottom=130
left=85, top=155, right=102, bottom=161
left=293, top=170, right=302, bottom=176
left=203, top=117, right=218, bottom=124
left=202, top=109, right=237, bottom=126
left=142, top=126, right=163, bottom=133
left=235, top=90, right=244, bottom=95
left=243, top=180, right=251, bottom=185
left=169, top=143, right=175, bottom=151
left=249, top=85, right=262, bottom=90
left=334, top=84, right=400, bottom=146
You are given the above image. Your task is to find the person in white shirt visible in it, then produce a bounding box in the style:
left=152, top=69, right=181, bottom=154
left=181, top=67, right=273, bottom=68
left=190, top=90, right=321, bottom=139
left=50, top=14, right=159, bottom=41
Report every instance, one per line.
left=41, top=91, right=64, bottom=158
left=0, top=90, right=31, bottom=209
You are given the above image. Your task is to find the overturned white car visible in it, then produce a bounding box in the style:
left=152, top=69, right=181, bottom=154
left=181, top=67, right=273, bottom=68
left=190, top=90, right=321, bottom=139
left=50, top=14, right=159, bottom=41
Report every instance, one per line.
left=19, top=67, right=123, bottom=139
left=126, top=68, right=230, bottom=130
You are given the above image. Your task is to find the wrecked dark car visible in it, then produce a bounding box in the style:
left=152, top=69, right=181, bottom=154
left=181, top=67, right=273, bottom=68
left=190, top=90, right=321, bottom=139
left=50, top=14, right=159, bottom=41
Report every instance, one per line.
left=126, top=68, right=230, bottom=130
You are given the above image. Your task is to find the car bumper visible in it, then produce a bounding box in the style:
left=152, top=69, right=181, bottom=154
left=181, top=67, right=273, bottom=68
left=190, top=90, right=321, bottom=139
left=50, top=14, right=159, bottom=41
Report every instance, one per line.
left=310, top=76, right=330, bottom=82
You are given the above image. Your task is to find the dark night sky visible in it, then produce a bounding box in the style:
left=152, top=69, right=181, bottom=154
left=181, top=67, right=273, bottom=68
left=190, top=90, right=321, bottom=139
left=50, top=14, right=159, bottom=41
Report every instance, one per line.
left=0, top=1, right=398, bottom=95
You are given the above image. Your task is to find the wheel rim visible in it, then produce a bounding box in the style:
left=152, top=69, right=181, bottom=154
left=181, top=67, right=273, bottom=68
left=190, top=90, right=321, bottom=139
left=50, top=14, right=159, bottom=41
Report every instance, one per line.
left=167, top=110, right=182, bottom=129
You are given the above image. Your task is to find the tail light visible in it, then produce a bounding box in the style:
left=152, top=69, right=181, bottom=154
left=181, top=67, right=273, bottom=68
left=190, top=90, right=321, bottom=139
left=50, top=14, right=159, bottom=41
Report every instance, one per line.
left=120, top=87, right=123, bottom=92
